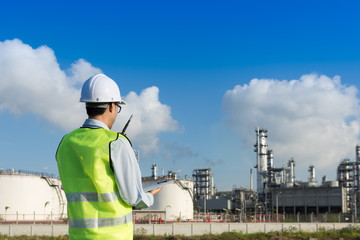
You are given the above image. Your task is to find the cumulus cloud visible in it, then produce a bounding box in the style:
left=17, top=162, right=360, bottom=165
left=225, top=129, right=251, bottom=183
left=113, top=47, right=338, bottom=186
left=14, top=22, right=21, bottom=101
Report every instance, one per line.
left=114, top=87, right=178, bottom=153
left=223, top=74, right=360, bottom=175
left=0, top=39, right=177, bottom=152
left=67, top=58, right=102, bottom=87
left=0, top=39, right=95, bottom=129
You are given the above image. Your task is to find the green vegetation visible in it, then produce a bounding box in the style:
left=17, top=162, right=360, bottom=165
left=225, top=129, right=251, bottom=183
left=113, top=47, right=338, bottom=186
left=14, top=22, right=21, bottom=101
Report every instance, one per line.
left=133, top=226, right=360, bottom=239
left=325, top=214, right=339, bottom=222
left=1, top=226, right=360, bottom=240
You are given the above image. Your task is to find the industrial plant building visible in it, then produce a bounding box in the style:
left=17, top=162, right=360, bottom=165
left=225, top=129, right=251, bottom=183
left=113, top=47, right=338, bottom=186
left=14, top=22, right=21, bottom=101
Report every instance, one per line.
left=193, top=127, right=360, bottom=222
left=254, top=127, right=359, bottom=217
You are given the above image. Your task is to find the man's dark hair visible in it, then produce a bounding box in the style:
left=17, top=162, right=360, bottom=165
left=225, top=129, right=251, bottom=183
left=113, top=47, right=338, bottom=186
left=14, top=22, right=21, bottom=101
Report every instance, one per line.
left=86, top=107, right=107, bottom=118
left=85, top=103, right=110, bottom=118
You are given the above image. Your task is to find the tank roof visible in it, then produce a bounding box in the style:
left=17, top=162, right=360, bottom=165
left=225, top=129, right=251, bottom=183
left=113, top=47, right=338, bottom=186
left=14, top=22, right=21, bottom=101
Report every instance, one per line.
left=0, top=168, right=58, bottom=179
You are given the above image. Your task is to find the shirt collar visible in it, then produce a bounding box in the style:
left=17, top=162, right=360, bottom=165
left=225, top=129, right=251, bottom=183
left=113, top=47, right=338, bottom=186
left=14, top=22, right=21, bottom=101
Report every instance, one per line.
left=82, top=119, right=110, bottom=130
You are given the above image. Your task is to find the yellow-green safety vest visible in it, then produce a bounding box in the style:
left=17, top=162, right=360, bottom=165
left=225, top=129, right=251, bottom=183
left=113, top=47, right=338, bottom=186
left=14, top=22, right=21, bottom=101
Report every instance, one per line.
left=56, top=127, right=133, bottom=240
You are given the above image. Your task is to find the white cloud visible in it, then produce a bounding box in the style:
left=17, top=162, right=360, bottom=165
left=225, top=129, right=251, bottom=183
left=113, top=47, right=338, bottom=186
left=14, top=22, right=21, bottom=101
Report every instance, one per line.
left=114, top=87, right=178, bottom=153
left=67, top=58, right=102, bottom=87
left=223, top=74, right=360, bottom=176
left=0, top=39, right=177, bottom=153
left=0, top=39, right=92, bottom=130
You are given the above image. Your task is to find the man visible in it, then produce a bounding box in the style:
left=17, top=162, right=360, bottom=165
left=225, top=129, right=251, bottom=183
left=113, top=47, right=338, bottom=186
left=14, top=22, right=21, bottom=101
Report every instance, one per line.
left=56, top=74, right=161, bottom=239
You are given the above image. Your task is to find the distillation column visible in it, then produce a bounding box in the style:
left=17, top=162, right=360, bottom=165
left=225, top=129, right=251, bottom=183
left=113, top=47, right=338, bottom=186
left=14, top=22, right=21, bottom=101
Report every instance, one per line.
left=267, top=149, right=274, bottom=184
left=356, top=145, right=360, bottom=190
left=250, top=169, right=253, bottom=191
left=254, top=127, right=268, bottom=199
left=355, top=146, right=360, bottom=215
left=288, top=158, right=295, bottom=185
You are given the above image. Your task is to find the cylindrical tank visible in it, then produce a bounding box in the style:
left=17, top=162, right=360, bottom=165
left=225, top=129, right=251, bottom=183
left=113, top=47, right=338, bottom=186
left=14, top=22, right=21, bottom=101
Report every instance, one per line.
left=0, top=171, right=67, bottom=221
left=143, top=180, right=193, bottom=221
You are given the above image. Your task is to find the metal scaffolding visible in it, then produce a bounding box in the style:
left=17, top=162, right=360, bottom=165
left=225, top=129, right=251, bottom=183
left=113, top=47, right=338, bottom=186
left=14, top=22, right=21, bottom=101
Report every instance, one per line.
left=193, top=168, right=215, bottom=200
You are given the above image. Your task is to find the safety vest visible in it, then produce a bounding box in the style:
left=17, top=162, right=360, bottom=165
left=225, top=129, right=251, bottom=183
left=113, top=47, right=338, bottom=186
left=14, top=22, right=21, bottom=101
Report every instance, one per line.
left=56, top=128, right=133, bottom=240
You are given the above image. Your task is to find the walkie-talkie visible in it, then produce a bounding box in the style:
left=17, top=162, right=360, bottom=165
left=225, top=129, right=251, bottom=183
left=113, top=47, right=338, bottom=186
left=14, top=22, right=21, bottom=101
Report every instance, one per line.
left=121, top=114, right=133, bottom=135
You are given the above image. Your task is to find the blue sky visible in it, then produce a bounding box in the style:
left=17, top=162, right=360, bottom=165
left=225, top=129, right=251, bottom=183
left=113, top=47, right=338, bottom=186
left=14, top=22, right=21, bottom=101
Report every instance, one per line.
left=1, top=1, right=360, bottom=190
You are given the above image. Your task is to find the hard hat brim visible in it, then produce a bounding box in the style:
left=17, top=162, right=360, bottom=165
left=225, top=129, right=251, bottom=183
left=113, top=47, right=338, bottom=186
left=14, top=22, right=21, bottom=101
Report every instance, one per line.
left=81, top=99, right=127, bottom=105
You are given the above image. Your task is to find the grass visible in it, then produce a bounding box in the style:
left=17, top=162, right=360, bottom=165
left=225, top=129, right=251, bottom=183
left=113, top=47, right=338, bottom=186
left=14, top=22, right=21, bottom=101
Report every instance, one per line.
left=134, top=226, right=360, bottom=240
left=1, top=226, right=360, bottom=240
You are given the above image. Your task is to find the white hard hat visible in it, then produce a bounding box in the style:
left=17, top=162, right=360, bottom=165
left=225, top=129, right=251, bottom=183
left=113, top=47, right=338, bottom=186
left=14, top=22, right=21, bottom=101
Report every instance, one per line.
left=80, top=74, right=126, bottom=104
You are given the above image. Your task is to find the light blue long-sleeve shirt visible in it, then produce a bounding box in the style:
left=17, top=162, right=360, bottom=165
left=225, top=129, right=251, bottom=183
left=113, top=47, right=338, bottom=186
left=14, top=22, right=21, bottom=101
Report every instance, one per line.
left=82, top=119, right=154, bottom=208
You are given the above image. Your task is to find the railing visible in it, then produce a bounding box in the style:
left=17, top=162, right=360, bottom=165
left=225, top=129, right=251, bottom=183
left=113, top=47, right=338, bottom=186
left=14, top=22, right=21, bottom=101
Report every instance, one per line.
left=281, top=212, right=353, bottom=223
left=1, top=212, right=354, bottom=225
left=0, top=169, right=58, bottom=179
left=193, top=213, right=285, bottom=223
left=192, top=212, right=354, bottom=223
left=0, top=213, right=67, bottom=224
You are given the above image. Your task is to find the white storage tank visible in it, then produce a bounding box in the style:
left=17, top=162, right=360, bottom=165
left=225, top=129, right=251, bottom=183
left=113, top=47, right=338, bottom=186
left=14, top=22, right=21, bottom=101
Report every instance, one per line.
left=143, top=179, right=194, bottom=221
left=0, top=169, right=67, bottom=221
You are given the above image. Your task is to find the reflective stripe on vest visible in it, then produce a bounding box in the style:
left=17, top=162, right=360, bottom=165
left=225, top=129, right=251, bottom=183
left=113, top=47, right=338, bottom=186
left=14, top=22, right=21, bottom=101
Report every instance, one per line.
left=69, top=212, right=132, bottom=229
left=66, top=191, right=121, bottom=203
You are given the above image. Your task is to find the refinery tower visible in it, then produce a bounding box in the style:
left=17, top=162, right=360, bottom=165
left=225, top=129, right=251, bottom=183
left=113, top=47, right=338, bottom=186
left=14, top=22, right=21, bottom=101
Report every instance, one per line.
left=254, top=126, right=268, bottom=200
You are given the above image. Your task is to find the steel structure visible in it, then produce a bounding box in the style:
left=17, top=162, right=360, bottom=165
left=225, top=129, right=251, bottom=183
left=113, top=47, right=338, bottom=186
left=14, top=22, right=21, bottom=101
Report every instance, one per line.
left=253, top=126, right=360, bottom=216
left=192, top=168, right=215, bottom=200
left=254, top=127, right=268, bottom=200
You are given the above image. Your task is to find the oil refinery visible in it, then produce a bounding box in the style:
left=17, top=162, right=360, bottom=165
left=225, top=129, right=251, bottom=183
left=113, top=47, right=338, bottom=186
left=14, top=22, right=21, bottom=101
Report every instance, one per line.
left=193, top=127, right=360, bottom=222
left=1, top=126, right=360, bottom=223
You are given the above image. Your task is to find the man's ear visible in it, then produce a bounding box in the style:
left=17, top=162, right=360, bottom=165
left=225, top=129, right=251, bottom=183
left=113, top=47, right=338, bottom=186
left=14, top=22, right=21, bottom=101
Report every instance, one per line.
left=107, top=103, right=114, bottom=113
left=107, top=103, right=114, bottom=112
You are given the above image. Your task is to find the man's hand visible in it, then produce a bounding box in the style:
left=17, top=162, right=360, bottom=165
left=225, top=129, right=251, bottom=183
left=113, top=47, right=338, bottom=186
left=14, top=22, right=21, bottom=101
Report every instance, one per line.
left=149, top=186, right=163, bottom=196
